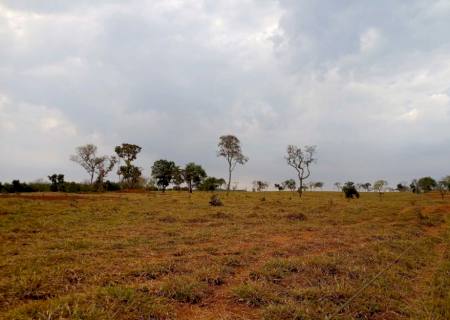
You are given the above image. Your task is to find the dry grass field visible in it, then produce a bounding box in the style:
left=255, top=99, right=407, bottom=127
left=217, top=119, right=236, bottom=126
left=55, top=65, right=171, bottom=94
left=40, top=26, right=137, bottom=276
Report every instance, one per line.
left=0, top=191, right=449, bottom=320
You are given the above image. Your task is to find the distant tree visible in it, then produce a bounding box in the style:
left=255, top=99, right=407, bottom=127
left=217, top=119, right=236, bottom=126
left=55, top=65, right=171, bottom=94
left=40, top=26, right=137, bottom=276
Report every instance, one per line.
left=274, top=183, right=284, bottom=191
left=94, top=157, right=117, bottom=191
left=71, top=144, right=103, bottom=185
left=342, top=181, right=359, bottom=199
left=418, top=176, right=437, bottom=193
left=396, top=183, right=409, bottom=192
left=373, top=180, right=388, bottom=200
left=48, top=174, right=65, bottom=192
left=115, top=143, right=142, bottom=188
left=285, top=145, right=316, bottom=197
left=361, top=183, right=371, bottom=192
left=151, top=159, right=176, bottom=192
left=283, top=179, right=297, bottom=192
left=172, top=166, right=184, bottom=190
left=314, top=182, right=324, bottom=190
left=442, top=176, right=450, bottom=190
left=217, top=135, right=248, bottom=193
left=199, top=177, right=226, bottom=191
left=334, top=182, right=342, bottom=191
left=410, top=179, right=419, bottom=194
left=436, top=179, right=448, bottom=200
left=183, top=162, right=207, bottom=193
left=252, top=180, right=269, bottom=192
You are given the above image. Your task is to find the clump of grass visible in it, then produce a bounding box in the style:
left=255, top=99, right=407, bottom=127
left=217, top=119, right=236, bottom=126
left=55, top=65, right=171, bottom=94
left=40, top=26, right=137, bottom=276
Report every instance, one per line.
left=7, top=286, right=174, bottom=320
left=158, top=276, right=208, bottom=304
left=231, top=283, right=277, bottom=307
left=194, top=264, right=233, bottom=286
left=209, top=194, right=223, bottom=206
left=129, top=261, right=178, bottom=280
left=285, top=212, right=307, bottom=221
left=262, top=304, right=310, bottom=320
left=250, top=258, right=302, bottom=282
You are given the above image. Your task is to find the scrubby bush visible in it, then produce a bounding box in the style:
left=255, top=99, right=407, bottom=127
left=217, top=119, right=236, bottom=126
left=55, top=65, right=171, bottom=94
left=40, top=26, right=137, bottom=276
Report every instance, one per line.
left=209, top=194, right=223, bottom=206
left=342, top=182, right=359, bottom=199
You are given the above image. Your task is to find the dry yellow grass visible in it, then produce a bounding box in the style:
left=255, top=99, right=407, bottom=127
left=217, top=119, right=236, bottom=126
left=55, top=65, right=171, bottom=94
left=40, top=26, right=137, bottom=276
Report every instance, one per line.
left=0, top=191, right=449, bottom=319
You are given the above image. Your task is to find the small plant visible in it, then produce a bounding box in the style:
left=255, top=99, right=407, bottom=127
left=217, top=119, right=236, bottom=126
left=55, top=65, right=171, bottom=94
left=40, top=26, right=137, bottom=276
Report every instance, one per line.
left=232, top=283, right=277, bottom=307
left=159, top=276, right=208, bottom=304
left=209, top=194, right=223, bottom=206
left=262, top=303, right=310, bottom=320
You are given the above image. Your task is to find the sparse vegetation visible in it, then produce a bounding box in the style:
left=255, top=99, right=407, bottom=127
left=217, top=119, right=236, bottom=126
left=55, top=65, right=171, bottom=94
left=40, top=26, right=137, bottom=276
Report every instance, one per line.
left=0, top=189, right=449, bottom=319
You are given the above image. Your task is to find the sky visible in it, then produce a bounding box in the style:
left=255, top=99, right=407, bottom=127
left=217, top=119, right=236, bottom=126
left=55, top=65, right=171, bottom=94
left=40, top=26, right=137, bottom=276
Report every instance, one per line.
left=0, top=0, right=449, bottom=189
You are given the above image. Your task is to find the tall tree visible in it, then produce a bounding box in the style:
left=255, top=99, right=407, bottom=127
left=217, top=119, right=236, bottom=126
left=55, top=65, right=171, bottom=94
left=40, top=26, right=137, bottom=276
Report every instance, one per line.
left=217, top=135, right=248, bottom=193
left=115, top=143, right=142, bottom=188
left=183, top=162, right=207, bottom=193
left=285, top=145, right=316, bottom=197
left=151, top=159, right=176, bottom=192
left=71, top=144, right=116, bottom=186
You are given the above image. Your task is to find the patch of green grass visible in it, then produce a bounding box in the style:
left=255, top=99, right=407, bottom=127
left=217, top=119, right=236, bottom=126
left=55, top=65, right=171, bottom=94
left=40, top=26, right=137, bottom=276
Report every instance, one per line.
left=231, top=282, right=278, bottom=307
left=158, top=275, right=208, bottom=304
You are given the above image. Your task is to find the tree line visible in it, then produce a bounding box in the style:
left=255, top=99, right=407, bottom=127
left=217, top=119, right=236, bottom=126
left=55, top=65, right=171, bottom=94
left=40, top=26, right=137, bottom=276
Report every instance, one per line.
left=1, top=134, right=448, bottom=198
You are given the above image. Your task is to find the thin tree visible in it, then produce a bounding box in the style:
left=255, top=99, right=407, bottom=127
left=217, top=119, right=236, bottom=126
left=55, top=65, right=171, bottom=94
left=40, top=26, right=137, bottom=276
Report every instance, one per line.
left=71, top=144, right=115, bottom=186
left=285, top=145, right=316, bottom=197
left=217, top=135, right=248, bottom=193
left=373, top=180, right=388, bottom=200
left=334, top=182, right=342, bottom=191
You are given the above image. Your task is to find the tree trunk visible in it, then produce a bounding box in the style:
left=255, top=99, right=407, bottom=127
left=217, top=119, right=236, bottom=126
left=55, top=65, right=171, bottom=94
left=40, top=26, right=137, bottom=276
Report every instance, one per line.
left=298, top=178, right=303, bottom=197
left=227, top=168, right=232, bottom=194
left=189, top=181, right=192, bottom=193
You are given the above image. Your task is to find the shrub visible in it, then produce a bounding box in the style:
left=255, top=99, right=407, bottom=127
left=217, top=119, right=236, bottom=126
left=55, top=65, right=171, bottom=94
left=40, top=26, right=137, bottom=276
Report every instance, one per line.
left=158, top=276, right=208, bottom=304
left=209, top=194, right=223, bottom=206
left=342, top=182, right=359, bottom=199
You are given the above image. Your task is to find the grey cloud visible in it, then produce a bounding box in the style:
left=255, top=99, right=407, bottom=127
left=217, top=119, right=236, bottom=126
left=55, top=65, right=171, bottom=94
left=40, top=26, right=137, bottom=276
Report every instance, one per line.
left=0, top=1, right=449, bottom=188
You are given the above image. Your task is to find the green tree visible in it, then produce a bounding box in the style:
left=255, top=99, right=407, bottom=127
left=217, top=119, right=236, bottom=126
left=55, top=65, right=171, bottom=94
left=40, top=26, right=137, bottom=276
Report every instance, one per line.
left=252, top=180, right=269, bottom=192
left=48, top=174, right=65, bottom=192
left=115, top=143, right=142, bottom=188
left=283, top=179, right=296, bottom=191
left=183, top=163, right=207, bottom=193
left=199, top=177, right=226, bottom=191
left=151, top=159, right=176, bottom=192
left=217, top=135, right=248, bottom=193
left=417, top=176, right=437, bottom=192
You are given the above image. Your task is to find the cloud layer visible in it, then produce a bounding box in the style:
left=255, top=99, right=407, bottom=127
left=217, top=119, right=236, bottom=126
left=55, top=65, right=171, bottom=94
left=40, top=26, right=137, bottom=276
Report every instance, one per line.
left=1, top=0, right=449, bottom=188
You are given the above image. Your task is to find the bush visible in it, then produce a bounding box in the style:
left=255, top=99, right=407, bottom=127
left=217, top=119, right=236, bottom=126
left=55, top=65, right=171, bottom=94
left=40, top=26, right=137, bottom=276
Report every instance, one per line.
left=209, top=194, right=223, bottom=206
left=342, top=182, right=359, bottom=199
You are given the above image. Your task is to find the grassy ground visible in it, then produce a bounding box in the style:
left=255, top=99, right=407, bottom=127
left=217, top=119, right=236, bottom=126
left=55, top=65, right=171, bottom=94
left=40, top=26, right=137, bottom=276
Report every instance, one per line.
left=0, top=191, right=449, bottom=319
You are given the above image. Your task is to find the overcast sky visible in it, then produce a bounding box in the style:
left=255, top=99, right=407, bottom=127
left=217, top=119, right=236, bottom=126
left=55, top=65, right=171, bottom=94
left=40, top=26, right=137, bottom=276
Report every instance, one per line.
left=1, top=0, right=449, bottom=189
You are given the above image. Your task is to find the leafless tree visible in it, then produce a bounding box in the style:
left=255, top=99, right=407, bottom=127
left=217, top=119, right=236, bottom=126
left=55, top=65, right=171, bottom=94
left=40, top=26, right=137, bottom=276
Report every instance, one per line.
left=71, top=144, right=116, bottom=187
left=334, top=182, right=342, bottom=191
left=285, top=145, right=316, bottom=197
left=217, top=135, right=248, bottom=193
